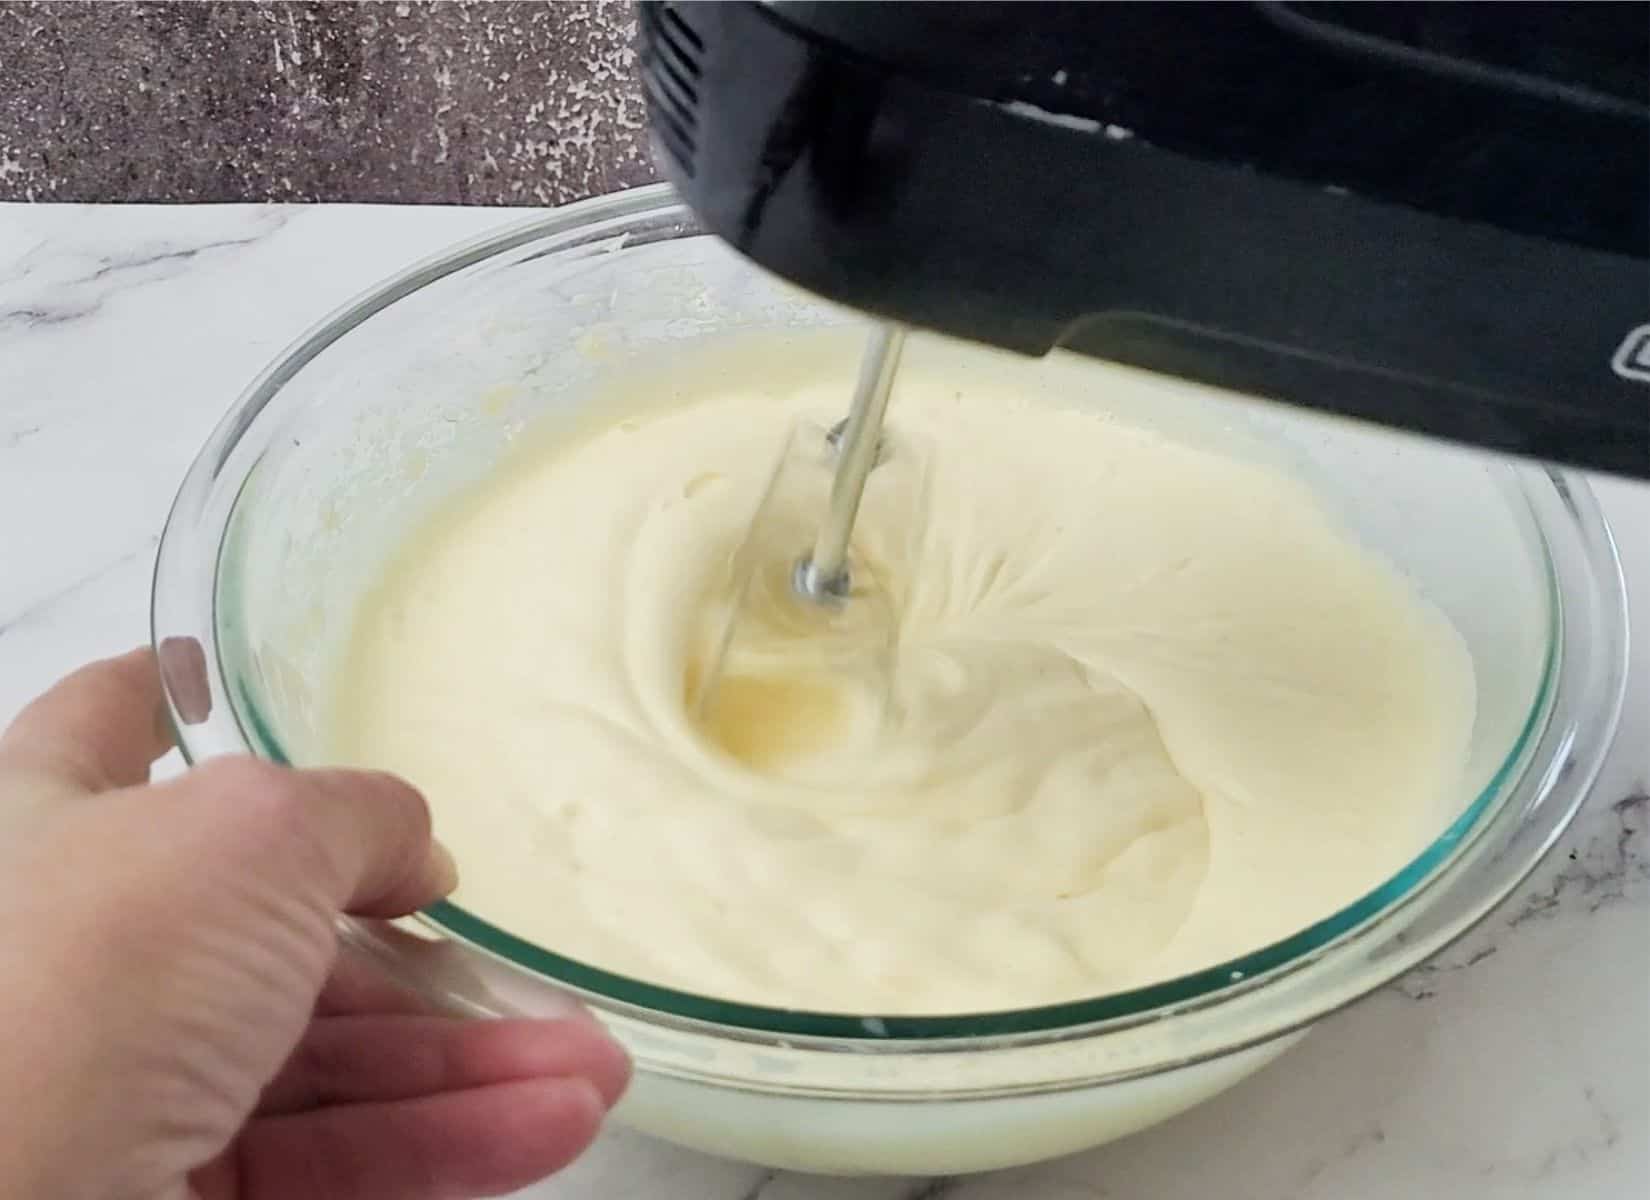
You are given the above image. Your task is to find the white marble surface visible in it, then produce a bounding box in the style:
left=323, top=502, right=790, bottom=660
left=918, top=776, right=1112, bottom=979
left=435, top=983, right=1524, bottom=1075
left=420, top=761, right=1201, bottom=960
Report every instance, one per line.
left=0, top=204, right=1645, bottom=1200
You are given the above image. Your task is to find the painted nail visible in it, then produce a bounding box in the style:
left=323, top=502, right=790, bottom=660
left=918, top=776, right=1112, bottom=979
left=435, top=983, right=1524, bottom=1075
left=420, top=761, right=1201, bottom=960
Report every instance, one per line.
left=428, top=839, right=460, bottom=896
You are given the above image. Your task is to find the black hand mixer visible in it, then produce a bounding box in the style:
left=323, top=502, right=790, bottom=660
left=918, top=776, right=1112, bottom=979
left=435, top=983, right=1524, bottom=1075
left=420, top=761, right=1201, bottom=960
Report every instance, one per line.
left=638, top=0, right=1647, bottom=610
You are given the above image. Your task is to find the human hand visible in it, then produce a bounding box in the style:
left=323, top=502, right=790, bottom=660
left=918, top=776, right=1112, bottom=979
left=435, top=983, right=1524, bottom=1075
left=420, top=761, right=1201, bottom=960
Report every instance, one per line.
left=0, top=648, right=629, bottom=1200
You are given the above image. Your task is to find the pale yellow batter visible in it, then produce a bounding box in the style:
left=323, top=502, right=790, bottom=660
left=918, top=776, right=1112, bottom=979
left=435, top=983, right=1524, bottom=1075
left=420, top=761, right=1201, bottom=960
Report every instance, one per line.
left=330, top=334, right=1476, bottom=1014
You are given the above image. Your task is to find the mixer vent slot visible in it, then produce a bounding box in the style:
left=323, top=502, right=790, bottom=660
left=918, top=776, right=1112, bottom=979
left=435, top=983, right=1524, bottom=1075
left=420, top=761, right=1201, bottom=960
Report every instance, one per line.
left=639, top=1, right=702, bottom=176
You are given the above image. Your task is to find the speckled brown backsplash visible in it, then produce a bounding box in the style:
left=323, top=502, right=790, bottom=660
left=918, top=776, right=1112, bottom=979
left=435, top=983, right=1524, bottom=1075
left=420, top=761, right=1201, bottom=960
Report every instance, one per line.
left=0, top=0, right=660, bottom=203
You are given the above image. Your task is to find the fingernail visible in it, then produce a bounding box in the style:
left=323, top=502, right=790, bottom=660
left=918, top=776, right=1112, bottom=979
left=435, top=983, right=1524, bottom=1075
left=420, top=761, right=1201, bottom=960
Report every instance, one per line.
left=428, top=839, right=460, bottom=896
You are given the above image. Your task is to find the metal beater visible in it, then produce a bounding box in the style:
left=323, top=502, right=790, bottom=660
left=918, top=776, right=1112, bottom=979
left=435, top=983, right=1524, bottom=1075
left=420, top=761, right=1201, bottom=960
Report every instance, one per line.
left=791, top=324, right=906, bottom=606
left=692, top=323, right=908, bottom=728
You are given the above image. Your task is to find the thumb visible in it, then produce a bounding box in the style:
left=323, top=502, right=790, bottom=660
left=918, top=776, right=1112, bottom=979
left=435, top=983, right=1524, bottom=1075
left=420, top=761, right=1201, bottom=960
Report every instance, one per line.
left=0, top=648, right=174, bottom=797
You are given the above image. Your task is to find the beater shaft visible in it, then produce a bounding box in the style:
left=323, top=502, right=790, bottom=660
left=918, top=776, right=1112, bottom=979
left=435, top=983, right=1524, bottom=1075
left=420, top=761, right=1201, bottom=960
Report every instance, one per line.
left=794, top=324, right=905, bottom=603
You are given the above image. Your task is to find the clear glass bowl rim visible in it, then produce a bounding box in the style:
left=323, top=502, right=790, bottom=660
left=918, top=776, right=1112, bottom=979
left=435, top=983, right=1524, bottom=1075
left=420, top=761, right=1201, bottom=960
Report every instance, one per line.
left=154, top=183, right=1630, bottom=1050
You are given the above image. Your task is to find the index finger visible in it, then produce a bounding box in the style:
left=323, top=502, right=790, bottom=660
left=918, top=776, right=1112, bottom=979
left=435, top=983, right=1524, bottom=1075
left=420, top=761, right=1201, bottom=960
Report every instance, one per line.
left=0, top=648, right=174, bottom=795
left=177, top=759, right=459, bottom=919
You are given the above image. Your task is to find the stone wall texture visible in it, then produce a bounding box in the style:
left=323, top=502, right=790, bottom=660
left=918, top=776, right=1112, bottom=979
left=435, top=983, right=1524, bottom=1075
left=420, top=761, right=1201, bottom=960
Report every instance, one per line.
left=0, top=0, right=661, bottom=204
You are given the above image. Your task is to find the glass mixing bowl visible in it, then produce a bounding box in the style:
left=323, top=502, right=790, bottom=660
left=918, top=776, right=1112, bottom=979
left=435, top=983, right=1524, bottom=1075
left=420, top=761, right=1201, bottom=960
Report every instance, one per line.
left=153, top=184, right=1628, bottom=1176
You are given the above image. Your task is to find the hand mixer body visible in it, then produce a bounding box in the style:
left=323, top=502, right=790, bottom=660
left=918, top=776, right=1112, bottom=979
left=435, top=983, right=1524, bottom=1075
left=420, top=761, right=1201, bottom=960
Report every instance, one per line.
left=638, top=1, right=1650, bottom=477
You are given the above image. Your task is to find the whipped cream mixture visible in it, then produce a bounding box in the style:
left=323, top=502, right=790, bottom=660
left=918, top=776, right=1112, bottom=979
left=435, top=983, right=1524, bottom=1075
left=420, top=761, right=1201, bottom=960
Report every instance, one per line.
left=329, top=334, right=1475, bottom=1014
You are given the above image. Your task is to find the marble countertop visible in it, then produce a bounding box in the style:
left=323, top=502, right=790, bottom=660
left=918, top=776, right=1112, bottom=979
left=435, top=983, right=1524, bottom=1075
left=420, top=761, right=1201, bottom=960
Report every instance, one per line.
left=1, top=204, right=1645, bottom=1200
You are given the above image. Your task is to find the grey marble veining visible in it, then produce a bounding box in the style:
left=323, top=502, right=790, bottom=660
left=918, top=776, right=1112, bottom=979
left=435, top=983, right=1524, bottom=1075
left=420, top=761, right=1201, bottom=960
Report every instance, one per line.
left=0, top=0, right=658, bottom=204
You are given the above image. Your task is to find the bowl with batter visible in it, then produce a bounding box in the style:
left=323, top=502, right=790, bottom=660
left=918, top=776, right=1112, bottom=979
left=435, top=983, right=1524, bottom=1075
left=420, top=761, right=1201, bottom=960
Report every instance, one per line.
left=154, top=186, right=1629, bottom=1174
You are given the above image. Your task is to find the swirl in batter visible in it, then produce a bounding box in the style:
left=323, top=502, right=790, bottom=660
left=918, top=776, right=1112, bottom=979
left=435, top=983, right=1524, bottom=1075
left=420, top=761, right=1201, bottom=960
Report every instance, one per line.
left=330, top=335, right=1475, bottom=1014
